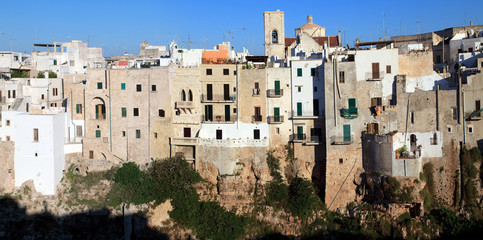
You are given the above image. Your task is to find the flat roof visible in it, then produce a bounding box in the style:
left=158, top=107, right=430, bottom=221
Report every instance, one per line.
left=356, top=40, right=393, bottom=47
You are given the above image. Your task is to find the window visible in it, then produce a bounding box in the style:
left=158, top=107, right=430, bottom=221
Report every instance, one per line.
left=188, top=90, right=193, bottom=101
left=154, top=132, right=158, bottom=138
left=339, top=158, right=343, bottom=164
left=159, top=109, right=165, bottom=117
left=181, top=90, right=186, bottom=101
left=122, top=131, right=126, bottom=137
left=371, top=97, right=382, bottom=106
left=386, top=65, right=391, bottom=74
left=76, top=125, right=83, bottom=137
left=298, top=86, right=301, bottom=92
left=53, top=60, right=57, bottom=65
left=451, top=107, right=457, bottom=120
left=411, top=112, right=415, bottom=124
left=6, top=136, right=10, bottom=141
left=76, top=104, right=82, bottom=114
left=447, top=126, right=452, bottom=133
left=272, top=30, right=278, bottom=43
left=41, top=94, right=45, bottom=100
left=121, top=107, right=127, bottom=117
left=233, top=70, right=237, bottom=75
left=468, top=126, right=473, bottom=133
left=53, top=88, right=58, bottom=96
left=276, top=127, right=280, bottom=134
left=12, top=90, right=15, bottom=98
left=6, top=120, right=10, bottom=126
left=216, top=129, right=222, bottom=139
left=297, top=68, right=302, bottom=77
left=136, top=129, right=141, bottom=138
left=151, top=84, right=156, bottom=91
left=97, top=82, right=103, bottom=89
left=254, top=129, right=260, bottom=139
left=96, top=130, right=101, bottom=138
left=70, top=60, right=75, bottom=66
left=121, top=83, right=126, bottom=90
left=133, top=108, right=139, bottom=116
left=89, top=151, right=94, bottom=159
left=311, top=68, right=315, bottom=76
left=8, top=90, right=10, bottom=98
left=223, top=69, right=229, bottom=75
left=339, top=71, right=345, bottom=83
left=95, top=104, right=106, bottom=119
left=206, top=69, right=212, bottom=75
left=314, top=87, right=317, bottom=92
left=33, top=128, right=39, bottom=142
left=136, top=84, right=142, bottom=92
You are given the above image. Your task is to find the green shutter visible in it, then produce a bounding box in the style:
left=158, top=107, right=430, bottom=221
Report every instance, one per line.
left=95, top=130, right=101, bottom=138
left=225, top=105, right=230, bottom=121
left=297, top=68, right=302, bottom=77
left=274, top=107, right=280, bottom=122
left=311, top=68, right=315, bottom=76
left=76, top=104, right=80, bottom=114
left=348, top=98, right=356, bottom=109
left=122, top=107, right=126, bottom=117
left=205, top=105, right=213, bottom=121
left=297, top=102, right=302, bottom=116
left=95, top=104, right=99, bottom=119
left=297, top=126, right=303, bottom=140
left=121, top=83, right=126, bottom=90
left=343, top=125, right=351, bottom=142
left=97, top=82, right=102, bottom=89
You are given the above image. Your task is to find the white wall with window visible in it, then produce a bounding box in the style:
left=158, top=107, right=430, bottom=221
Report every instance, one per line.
left=290, top=59, right=324, bottom=117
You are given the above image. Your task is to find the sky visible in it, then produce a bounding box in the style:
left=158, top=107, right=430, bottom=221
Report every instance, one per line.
left=0, top=0, right=482, bottom=57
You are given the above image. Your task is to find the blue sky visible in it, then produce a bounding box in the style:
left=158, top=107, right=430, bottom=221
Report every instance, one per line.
left=0, top=0, right=481, bottom=56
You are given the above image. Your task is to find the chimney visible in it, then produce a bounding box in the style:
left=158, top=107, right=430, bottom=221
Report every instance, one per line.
left=338, top=32, right=341, bottom=47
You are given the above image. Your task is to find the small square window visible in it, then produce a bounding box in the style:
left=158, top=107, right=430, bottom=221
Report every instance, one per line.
left=136, top=129, right=141, bottom=138
left=89, top=150, right=94, bottom=159
left=6, top=120, right=10, bottom=126
left=206, top=69, right=212, bottom=75
left=297, top=68, right=302, bottom=77
left=339, top=158, right=343, bottom=164
left=233, top=70, right=237, bottom=75
left=223, top=69, right=229, bottom=75
left=133, top=108, right=139, bottom=116
left=33, top=128, right=39, bottom=142
left=447, top=126, right=452, bottom=133
left=34, top=153, right=38, bottom=157
left=154, top=132, right=158, bottom=138
left=159, top=109, right=165, bottom=117
left=386, top=65, right=391, bottom=74
left=122, top=131, right=126, bottom=137
left=468, top=127, right=473, bottom=133
left=136, top=84, right=142, bottom=92
left=121, top=83, right=126, bottom=90
left=121, top=107, right=127, bottom=117
left=233, top=108, right=237, bottom=113
left=97, top=82, right=103, bottom=89
left=96, top=130, right=101, bottom=138
left=298, top=86, right=301, bottom=92
left=151, top=85, right=156, bottom=91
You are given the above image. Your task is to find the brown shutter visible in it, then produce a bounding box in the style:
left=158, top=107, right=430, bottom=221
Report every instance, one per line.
left=372, top=63, right=379, bottom=79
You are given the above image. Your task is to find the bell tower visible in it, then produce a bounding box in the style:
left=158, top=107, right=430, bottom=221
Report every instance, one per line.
left=264, top=10, right=285, bottom=60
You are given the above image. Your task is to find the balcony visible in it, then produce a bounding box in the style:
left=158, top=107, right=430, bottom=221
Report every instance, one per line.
left=267, top=89, right=283, bottom=98
left=341, top=108, right=358, bottom=119
left=201, top=114, right=236, bottom=123
left=290, top=134, right=306, bottom=142
left=305, top=136, right=321, bottom=145
left=252, top=115, right=263, bottom=122
left=291, top=110, right=319, bottom=119
left=267, top=115, right=284, bottom=124
left=253, top=88, right=261, bottom=96
left=330, top=135, right=354, bottom=145
left=176, top=101, right=194, bottom=109
left=171, top=137, right=198, bottom=146
left=366, top=71, right=385, bottom=81
left=467, top=109, right=482, bottom=121
left=201, top=94, right=236, bottom=102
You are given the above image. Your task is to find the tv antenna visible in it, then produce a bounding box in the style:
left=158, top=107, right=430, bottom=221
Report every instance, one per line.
left=182, top=32, right=195, bottom=50
left=382, top=12, right=387, bottom=40
left=242, top=27, right=247, bottom=48
left=200, top=38, right=207, bottom=49
left=341, top=28, right=348, bottom=47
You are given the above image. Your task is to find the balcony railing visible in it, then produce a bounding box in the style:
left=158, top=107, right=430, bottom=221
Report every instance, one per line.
left=171, top=137, right=198, bottom=145
left=253, top=88, right=261, bottom=96
left=252, top=115, right=263, bottom=122
left=306, top=136, right=321, bottom=144
left=267, top=115, right=284, bottom=124
left=201, top=94, right=236, bottom=102
left=176, top=101, right=194, bottom=109
left=366, top=71, right=385, bottom=81
left=290, top=134, right=306, bottom=142
left=202, top=114, right=237, bottom=123
left=330, top=135, right=354, bottom=145
left=341, top=108, right=358, bottom=119
left=267, top=89, right=283, bottom=98
left=291, top=110, right=319, bottom=118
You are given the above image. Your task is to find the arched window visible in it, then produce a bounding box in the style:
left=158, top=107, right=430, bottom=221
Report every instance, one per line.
left=272, top=30, right=278, bottom=43
left=188, top=90, right=193, bottom=101
left=181, top=90, right=186, bottom=101
left=92, top=97, right=106, bottom=120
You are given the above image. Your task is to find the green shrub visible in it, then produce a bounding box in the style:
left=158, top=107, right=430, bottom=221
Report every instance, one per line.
left=37, top=72, right=45, bottom=78
left=48, top=71, right=57, bottom=78
left=265, top=181, right=288, bottom=210
left=114, top=162, right=142, bottom=187
left=287, top=177, right=322, bottom=219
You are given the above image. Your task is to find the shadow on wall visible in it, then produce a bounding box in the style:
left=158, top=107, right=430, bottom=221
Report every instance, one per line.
left=0, top=197, right=169, bottom=239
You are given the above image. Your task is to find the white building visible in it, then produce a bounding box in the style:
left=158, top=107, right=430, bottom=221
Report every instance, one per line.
left=0, top=51, right=30, bottom=69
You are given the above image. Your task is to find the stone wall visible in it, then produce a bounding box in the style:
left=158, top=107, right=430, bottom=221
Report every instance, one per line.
left=0, top=141, right=15, bottom=193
